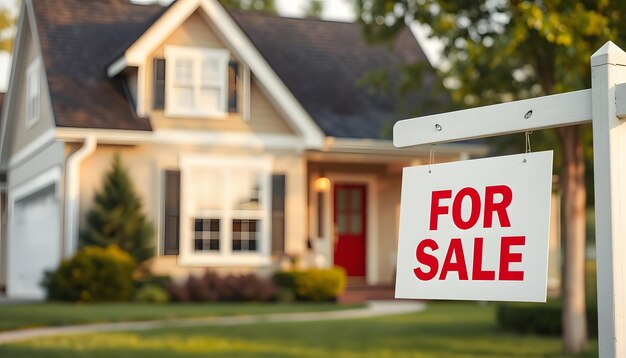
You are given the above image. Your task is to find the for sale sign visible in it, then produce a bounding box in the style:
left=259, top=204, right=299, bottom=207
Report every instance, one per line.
left=395, top=151, right=553, bottom=302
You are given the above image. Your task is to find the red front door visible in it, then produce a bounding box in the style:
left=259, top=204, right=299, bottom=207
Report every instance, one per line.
left=333, top=183, right=366, bottom=277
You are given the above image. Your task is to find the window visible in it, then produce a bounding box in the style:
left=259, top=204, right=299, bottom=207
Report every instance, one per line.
left=164, top=46, right=229, bottom=117
left=25, top=58, right=41, bottom=128
left=179, top=156, right=272, bottom=265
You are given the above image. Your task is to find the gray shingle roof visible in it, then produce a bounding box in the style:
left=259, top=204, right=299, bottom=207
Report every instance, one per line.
left=32, top=0, right=164, bottom=131
left=30, top=0, right=442, bottom=139
left=230, top=11, right=439, bottom=139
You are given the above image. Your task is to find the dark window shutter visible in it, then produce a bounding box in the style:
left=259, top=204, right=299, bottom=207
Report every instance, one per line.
left=228, top=61, right=239, bottom=113
left=153, top=58, right=166, bottom=110
left=271, top=174, right=286, bottom=255
left=163, top=170, right=180, bottom=255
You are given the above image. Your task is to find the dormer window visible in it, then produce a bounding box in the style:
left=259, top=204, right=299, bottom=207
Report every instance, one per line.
left=164, top=46, right=230, bottom=118
left=25, top=58, right=41, bottom=128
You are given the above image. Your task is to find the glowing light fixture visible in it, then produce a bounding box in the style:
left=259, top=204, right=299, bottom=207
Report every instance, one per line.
left=315, top=176, right=330, bottom=192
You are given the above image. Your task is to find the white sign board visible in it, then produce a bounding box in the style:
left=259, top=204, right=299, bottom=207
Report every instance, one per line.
left=395, top=151, right=553, bottom=302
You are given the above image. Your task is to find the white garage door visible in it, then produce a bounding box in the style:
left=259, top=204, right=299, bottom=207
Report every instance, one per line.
left=8, top=186, right=61, bottom=299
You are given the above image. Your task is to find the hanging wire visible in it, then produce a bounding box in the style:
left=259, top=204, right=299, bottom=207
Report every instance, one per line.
left=523, top=131, right=533, bottom=163
left=428, top=144, right=436, bottom=173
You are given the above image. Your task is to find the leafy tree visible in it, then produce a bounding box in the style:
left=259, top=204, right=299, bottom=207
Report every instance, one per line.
left=219, top=0, right=276, bottom=13
left=357, top=0, right=626, bottom=353
left=0, top=1, right=18, bottom=52
left=80, top=154, right=154, bottom=265
left=304, top=0, right=324, bottom=18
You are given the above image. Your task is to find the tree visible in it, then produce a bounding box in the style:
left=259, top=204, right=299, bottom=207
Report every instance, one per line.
left=304, top=0, right=324, bottom=18
left=357, top=0, right=626, bottom=353
left=0, top=1, right=18, bottom=52
left=219, top=0, right=276, bottom=13
left=80, top=154, right=154, bottom=265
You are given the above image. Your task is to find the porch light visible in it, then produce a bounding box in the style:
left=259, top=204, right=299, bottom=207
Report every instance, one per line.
left=315, top=176, right=330, bottom=192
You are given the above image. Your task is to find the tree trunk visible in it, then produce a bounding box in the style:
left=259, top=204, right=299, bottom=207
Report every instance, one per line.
left=558, top=125, right=588, bottom=353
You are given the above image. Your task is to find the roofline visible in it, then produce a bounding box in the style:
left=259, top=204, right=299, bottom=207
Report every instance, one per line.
left=321, top=137, right=489, bottom=157
left=106, top=0, right=325, bottom=148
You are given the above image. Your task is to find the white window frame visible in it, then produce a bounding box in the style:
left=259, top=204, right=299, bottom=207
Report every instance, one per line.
left=178, top=155, right=272, bottom=266
left=164, top=45, right=230, bottom=118
left=25, top=58, right=41, bottom=129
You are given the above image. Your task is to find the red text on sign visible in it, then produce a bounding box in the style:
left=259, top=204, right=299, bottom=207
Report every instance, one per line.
left=414, top=236, right=525, bottom=281
left=429, top=185, right=513, bottom=230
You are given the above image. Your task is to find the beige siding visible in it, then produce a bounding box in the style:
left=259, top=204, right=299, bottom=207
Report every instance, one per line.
left=8, top=14, right=55, bottom=157
left=145, top=11, right=294, bottom=135
left=77, top=143, right=306, bottom=280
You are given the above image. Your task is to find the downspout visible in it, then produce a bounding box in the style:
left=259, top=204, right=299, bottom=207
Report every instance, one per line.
left=64, top=135, right=96, bottom=258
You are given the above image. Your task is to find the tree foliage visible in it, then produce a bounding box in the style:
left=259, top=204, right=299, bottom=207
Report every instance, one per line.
left=304, top=0, right=324, bottom=18
left=357, top=0, right=626, bottom=353
left=219, top=0, right=276, bottom=13
left=80, top=154, right=154, bottom=264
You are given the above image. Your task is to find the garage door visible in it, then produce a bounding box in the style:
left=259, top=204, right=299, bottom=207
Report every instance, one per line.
left=8, top=186, right=61, bottom=299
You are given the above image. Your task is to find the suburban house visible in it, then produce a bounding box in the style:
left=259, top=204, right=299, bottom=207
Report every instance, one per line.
left=0, top=0, right=488, bottom=299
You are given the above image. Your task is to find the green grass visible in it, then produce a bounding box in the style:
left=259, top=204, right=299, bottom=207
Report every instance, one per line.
left=0, top=302, right=361, bottom=331
left=0, top=302, right=598, bottom=357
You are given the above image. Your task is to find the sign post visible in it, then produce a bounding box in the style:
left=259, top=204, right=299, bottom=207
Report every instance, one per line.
left=393, top=41, right=626, bottom=357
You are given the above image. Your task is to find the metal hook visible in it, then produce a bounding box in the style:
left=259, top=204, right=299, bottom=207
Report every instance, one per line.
left=523, top=131, right=533, bottom=163
left=429, top=144, right=436, bottom=173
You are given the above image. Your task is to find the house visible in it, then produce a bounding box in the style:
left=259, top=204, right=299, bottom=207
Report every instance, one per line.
left=0, top=0, right=487, bottom=299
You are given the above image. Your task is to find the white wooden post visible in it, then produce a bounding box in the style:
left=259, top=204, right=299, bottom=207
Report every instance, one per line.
left=591, top=41, right=626, bottom=357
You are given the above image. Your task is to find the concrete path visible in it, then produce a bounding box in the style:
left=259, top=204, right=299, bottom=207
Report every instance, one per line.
left=0, top=300, right=425, bottom=344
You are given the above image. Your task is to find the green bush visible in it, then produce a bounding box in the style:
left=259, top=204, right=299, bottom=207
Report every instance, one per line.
left=42, top=245, right=135, bottom=302
left=496, top=300, right=598, bottom=337
left=273, top=267, right=347, bottom=302
left=134, top=284, right=170, bottom=303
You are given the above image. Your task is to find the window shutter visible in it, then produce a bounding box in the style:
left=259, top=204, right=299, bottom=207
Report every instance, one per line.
left=228, top=61, right=239, bottom=113
left=271, top=174, right=286, bottom=255
left=153, top=58, right=166, bottom=110
left=163, top=170, right=180, bottom=255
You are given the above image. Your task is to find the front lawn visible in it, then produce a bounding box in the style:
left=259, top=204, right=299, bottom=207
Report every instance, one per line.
left=0, top=302, right=598, bottom=357
left=0, top=302, right=361, bottom=332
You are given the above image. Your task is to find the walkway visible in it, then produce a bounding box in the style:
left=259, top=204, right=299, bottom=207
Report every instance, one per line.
left=0, top=300, right=425, bottom=344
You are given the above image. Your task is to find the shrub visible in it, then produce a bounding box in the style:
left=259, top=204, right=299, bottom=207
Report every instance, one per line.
left=166, top=271, right=277, bottom=302
left=273, top=267, right=347, bottom=302
left=496, top=300, right=598, bottom=337
left=134, top=284, right=170, bottom=303
left=42, top=245, right=134, bottom=302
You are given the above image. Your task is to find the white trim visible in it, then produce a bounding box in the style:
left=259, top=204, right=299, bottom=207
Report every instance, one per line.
left=8, top=128, right=56, bottom=169
left=177, top=154, right=273, bottom=267
left=106, top=0, right=324, bottom=149
left=56, top=128, right=305, bottom=151
left=164, top=45, right=230, bottom=118
left=319, top=173, right=379, bottom=285
left=107, top=57, right=127, bottom=78
left=324, top=137, right=489, bottom=157
left=0, top=1, right=27, bottom=168
left=10, top=165, right=61, bottom=201
left=63, top=136, right=97, bottom=258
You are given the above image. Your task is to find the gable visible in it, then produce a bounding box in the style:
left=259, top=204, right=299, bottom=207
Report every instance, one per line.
left=0, top=2, right=55, bottom=168
left=108, top=0, right=324, bottom=147
left=144, top=11, right=294, bottom=135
